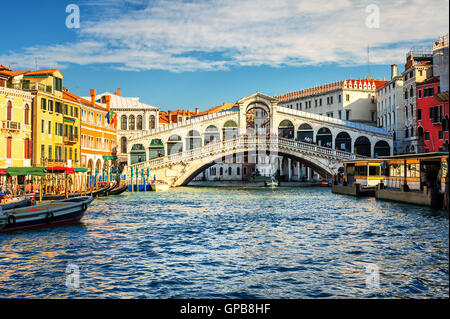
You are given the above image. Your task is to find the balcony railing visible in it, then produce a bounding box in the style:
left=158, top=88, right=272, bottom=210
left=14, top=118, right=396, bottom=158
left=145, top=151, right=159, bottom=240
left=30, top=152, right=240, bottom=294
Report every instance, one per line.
left=1, top=120, right=21, bottom=131
left=63, top=134, right=79, bottom=144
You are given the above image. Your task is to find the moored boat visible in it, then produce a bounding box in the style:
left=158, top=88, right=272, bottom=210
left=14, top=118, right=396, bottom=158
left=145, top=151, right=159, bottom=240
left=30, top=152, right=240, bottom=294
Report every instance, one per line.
left=109, top=182, right=128, bottom=195
left=0, top=196, right=94, bottom=233
left=0, top=196, right=33, bottom=210
left=264, top=176, right=279, bottom=187
left=150, top=180, right=170, bottom=192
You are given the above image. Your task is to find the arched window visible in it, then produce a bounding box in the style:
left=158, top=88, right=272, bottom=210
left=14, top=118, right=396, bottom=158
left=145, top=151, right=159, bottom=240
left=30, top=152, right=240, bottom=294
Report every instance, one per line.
left=121, top=115, right=127, bottom=130
left=7, top=101, right=12, bottom=121
left=129, top=115, right=135, bottom=130
left=149, top=115, right=156, bottom=130
left=137, top=115, right=143, bottom=130
left=228, top=167, right=232, bottom=175
left=24, top=104, right=30, bottom=125
left=121, top=136, right=127, bottom=154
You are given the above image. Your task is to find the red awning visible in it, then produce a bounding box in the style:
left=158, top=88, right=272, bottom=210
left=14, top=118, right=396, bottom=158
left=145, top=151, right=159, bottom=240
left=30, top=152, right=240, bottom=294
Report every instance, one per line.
left=0, top=169, right=6, bottom=175
left=46, top=166, right=75, bottom=174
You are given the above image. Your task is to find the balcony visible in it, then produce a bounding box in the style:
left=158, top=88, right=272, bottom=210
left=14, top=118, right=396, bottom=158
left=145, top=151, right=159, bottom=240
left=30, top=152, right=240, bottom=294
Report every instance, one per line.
left=7, top=81, right=53, bottom=94
left=63, top=134, right=79, bottom=145
left=1, top=120, right=21, bottom=131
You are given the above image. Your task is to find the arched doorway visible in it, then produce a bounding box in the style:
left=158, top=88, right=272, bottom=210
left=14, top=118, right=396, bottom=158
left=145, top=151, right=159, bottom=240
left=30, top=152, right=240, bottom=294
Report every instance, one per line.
left=297, top=123, right=313, bottom=142
left=278, top=120, right=294, bottom=139
left=186, top=130, right=202, bottom=150
left=316, top=127, right=332, bottom=147
left=374, top=140, right=390, bottom=157
left=222, top=120, right=238, bottom=140
left=167, top=135, right=183, bottom=154
left=246, top=102, right=270, bottom=135
left=354, top=136, right=371, bottom=157
left=204, top=125, right=220, bottom=145
left=335, top=132, right=351, bottom=152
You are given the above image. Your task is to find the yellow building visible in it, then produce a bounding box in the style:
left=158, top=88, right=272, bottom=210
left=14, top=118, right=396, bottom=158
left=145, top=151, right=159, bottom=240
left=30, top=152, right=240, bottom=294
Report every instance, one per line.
left=0, top=66, right=33, bottom=169
left=19, top=69, right=81, bottom=168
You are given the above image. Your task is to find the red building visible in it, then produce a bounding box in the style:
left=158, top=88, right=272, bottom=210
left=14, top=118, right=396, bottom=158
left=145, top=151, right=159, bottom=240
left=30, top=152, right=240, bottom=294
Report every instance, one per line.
left=416, top=76, right=448, bottom=152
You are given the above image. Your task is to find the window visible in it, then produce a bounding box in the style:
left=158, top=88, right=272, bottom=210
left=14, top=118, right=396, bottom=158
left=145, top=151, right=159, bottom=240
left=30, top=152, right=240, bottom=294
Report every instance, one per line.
left=243, top=167, right=247, bottom=176
left=41, top=98, right=47, bottom=110
left=129, top=115, right=135, bottom=130
left=228, top=167, right=232, bottom=175
left=417, top=109, right=422, bottom=121
left=48, top=100, right=53, bottom=112
left=54, top=77, right=63, bottom=92
left=219, top=167, right=223, bottom=175
left=6, top=101, right=12, bottom=121
left=410, top=87, right=414, bottom=97
left=339, top=95, right=341, bottom=103
left=237, top=167, right=240, bottom=175
left=338, top=110, right=342, bottom=119
left=24, top=139, right=32, bottom=159
left=210, top=167, right=216, bottom=176
left=424, top=131, right=430, bottom=140
left=137, top=115, right=143, bottom=130
left=439, top=130, right=443, bottom=140
left=346, top=110, right=350, bottom=120
left=418, top=89, right=422, bottom=98
left=48, top=145, right=52, bottom=160
left=121, top=115, right=127, bottom=130
left=48, top=121, right=51, bottom=134
left=41, top=120, right=45, bottom=133
left=24, top=104, right=30, bottom=125
left=6, top=137, right=12, bottom=158
left=346, top=94, right=350, bottom=102
left=41, top=144, right=45, bottom=159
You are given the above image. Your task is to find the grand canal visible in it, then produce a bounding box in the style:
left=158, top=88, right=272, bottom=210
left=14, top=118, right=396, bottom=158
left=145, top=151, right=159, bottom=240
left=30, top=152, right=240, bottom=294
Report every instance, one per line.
left=0, top=187, right=448, bottom=298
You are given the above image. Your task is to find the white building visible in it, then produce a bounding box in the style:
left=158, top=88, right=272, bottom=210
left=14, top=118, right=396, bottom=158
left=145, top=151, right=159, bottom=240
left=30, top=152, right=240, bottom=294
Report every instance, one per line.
left=376, top=65, right=405, bottom=154
left=89, top=89, right=160, bottom=164
left=276, top=78, right=388, bottom=125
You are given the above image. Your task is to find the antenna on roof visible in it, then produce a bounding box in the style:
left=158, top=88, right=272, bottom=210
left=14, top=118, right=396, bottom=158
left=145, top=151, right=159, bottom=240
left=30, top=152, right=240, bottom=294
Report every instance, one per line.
left=367, top=45, right=371, bottom=79
left=34, top=57, right=38, bottom=71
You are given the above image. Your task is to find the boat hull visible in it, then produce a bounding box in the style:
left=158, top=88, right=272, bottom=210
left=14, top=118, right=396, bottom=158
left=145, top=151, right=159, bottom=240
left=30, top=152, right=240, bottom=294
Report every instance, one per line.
left=0, top=196, right=94, bottom=233
left=150, top=183, right=170, bottom=192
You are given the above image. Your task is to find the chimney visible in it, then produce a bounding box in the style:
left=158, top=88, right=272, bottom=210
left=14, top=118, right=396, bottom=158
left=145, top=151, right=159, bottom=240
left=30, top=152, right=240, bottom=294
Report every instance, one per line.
left=195, top=107, right=199, bottom=114
left=391, top=64, right=397, bottom=79
left=115, top=88, right=121, bottom=96
left=90, top=89, right=96, bottom=106
left=105, top=95, right=111, bottom=111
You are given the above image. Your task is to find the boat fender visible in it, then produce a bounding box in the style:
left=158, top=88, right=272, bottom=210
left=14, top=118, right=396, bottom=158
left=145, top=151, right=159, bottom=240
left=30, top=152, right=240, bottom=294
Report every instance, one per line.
left=82, top=204, right=87, bottom=211
left=46, top=212, right=54, bottom=223
left=7, top=215, right=16, bottom=225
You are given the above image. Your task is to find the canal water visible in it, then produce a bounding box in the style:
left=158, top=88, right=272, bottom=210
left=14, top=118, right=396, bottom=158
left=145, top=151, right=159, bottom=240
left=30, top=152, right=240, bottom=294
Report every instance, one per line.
left=0, top=187, right=448, bottom=298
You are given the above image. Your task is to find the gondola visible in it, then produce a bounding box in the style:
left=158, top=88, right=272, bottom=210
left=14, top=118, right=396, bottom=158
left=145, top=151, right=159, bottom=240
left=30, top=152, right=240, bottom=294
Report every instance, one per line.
left=41, top=183, right=112, bottom=201
left=0, top=196, right=94, bottom=233
left=108, top=182, right=128, bottom=195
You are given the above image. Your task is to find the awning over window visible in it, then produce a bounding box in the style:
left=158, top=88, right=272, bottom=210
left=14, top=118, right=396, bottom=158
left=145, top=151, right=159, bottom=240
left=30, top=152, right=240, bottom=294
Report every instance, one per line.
left=46, top=166, right=75, bottom=174
left=5, top=167, right=46, bottom=176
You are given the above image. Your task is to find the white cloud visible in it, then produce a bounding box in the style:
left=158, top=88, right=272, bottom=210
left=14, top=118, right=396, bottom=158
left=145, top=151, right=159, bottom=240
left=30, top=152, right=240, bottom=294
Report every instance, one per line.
left=2, top=0, right=449, bottom=72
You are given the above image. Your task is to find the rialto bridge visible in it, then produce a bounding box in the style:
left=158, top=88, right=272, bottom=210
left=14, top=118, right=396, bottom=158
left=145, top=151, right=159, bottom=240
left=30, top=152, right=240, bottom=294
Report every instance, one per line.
left=125, top=93, right=393, bottom=186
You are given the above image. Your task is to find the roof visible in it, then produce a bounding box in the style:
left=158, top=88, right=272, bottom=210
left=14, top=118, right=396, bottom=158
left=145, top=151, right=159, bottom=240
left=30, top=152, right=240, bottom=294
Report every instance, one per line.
left=64, top=91, right=108, bottom=111
left=0, top=70, right=29, bottom=77
left=435, top=91, right=449, bottom=102
left=275, top=78, right=388, bottom=102
left=94, top=92, right=158, bottom=111
left=0, top=65, right=12, bottom=71
left=159, top=112, right=169, bottom=124
left=194, top=103, right=238, bottom=117
left=24, top=69, right=62, bottom=77
left=417, top=76, right=440, bottom=86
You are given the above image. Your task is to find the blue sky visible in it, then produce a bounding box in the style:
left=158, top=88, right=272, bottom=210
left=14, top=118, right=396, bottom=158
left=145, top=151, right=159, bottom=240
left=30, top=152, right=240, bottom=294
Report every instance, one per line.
left=1, top=0, right=448, bottom=112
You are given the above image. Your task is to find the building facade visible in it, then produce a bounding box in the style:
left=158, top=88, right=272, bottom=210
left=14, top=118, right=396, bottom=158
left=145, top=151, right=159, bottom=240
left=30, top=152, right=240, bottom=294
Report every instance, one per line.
left=91, top=89, right=159, bottom=164
left=416, top=77, right=447, bottom=152
left=0, top=75, right=33, bottom=168
left=376, top=64, right=405, bottom=154
left=66, top=89, right=117, bottom=175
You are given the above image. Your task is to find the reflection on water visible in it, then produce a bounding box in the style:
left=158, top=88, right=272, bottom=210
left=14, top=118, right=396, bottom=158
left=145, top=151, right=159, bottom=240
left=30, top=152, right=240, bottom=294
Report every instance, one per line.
left=0, top=187, right=448, bottom=298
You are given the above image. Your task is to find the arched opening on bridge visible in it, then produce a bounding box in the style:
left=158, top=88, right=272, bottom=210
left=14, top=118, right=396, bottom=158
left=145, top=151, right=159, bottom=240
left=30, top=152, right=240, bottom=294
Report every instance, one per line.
left=204, top=125, right=220, bottom=145
left=246, top=102, right=270, bottom=135
left=130, top=144, right=146, bottom=164
left=183, top=151, right=334, bottom=186
left=354, top=136, right=371, bottom=157
left=335, top=132, right=351, bottom=153
left=222, top=120, right=238, bottom=140
left=316, top=127, right=332, bottom=148
left=186, top=130, right=202, bottom=150
left=167, top=134, right=183, bottom=154
left=297, top=123, right=313, bottom=143
left=374, top=140, right=390, bottom=157
left=128, top=115, right=135, bottom=130
left=278, top=120, right=294, bottom=139
left=121, top=136, right=127, bottom=154
left=149, top=139, right=165, bottom=160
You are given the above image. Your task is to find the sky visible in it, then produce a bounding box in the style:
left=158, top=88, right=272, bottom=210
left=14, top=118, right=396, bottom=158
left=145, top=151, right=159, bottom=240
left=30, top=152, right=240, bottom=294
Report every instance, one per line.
left=0, top=0, right=448, bottom=112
